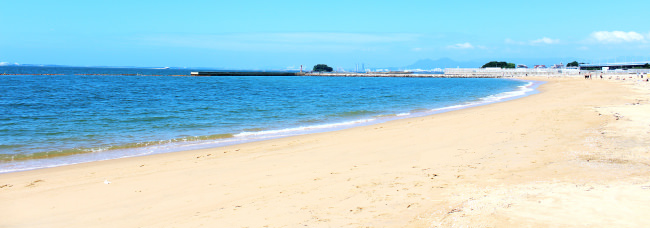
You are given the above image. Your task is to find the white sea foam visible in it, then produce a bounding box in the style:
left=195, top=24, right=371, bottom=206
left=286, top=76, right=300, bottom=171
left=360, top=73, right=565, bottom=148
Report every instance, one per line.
left=235, top=118, right=377, bottom=138
left=428, top=81, right=537, bottom=114
left=480, top=82, right=534, bottom=103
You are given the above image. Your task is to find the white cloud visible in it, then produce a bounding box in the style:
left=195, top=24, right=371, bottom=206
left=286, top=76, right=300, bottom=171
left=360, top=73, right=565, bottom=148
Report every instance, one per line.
left=530, top=37, right=560, bottom=45
left=447, top=42, right=474, bottom=49
left=590, top=31, right=645, bottom=43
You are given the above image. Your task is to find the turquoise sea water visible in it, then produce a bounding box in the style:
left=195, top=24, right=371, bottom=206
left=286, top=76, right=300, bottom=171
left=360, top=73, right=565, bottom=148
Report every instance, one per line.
left=0, top=66, right=539, bottom=173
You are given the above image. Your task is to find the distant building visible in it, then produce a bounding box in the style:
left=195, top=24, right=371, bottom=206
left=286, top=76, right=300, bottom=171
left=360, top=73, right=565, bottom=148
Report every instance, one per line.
left=551, top=63, right=564, bottom=69
left=517, top=64, right=528, bottom=68
left=534, top=65, right=547, bottom=69
left=579, top=61, right=650, bottom=70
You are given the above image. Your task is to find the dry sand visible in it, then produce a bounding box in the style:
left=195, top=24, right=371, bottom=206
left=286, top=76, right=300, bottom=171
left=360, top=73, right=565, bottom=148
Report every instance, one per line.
left=2, top=76, right=650, bottom=227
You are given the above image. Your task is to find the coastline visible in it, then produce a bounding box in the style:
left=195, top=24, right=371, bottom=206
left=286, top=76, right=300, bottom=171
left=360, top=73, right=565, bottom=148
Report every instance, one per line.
left=1, top=78, right=536, bottom=174
left=2, top=76, right=650, bottom=227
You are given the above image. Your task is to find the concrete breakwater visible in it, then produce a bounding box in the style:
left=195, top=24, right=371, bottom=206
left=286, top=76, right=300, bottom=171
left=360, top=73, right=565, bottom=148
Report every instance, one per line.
left=190, top=71, right=301, bottom=76
left=304, top=72, right=503, bottom=78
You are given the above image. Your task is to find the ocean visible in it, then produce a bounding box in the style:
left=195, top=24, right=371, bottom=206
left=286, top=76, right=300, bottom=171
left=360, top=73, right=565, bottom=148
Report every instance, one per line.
left=0, top=66, right=539, bottom=173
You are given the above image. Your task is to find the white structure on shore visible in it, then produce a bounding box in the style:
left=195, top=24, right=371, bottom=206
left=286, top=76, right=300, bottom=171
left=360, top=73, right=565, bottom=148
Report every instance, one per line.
left=444, top=67, right=579, bottom=77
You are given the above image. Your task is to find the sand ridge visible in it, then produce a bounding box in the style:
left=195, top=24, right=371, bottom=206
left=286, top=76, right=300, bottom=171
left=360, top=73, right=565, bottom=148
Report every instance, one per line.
left=1, top=76, right=650, bottom=227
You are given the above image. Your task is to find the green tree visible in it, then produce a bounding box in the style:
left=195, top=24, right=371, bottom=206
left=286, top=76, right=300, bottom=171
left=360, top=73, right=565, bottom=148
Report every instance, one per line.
left=313, top=64, right=333, bottom=72
left=567, top=61, right=579, bottom=67
left=481, top=61, right=515, bottom=69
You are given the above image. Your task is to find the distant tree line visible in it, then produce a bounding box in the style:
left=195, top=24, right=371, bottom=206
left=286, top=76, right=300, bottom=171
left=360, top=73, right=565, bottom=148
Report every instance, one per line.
left=313, top=64, right=333, bottom=72
left=566, top=61, right=580, bottom=67
left=481, top=61, right=515, bottom=69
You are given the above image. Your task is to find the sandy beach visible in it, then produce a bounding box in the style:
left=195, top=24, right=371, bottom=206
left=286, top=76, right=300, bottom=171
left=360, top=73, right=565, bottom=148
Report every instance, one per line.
left=2, top=76, right=650, bottom=227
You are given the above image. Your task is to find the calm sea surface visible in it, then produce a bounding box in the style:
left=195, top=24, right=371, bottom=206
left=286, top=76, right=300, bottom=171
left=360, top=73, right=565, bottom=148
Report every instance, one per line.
left=0, top=66, right=538, bottom=172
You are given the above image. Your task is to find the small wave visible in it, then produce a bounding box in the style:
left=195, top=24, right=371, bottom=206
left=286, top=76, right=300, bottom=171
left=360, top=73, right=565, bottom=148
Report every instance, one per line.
left=327, top=110, right=378, bottom=118
left=40, top=131, right=66, bottom=136
left=0, top=133, right=235, bottom=162
left=0, top=144, right=25, bottom=150
left=375, top=112, right=411, bottom=118
left=297, top=118, right=325, bottom=124
left=124, top=116, right=177, bottom=122
left=430, top=104, right=471, bottom=113
left=242, top=127, right=267, bottom=132
left=235, top=118, right=377, bottom=138
left=0, top=148, right=91, bottom=162
left=186, top=134, right=235, bottom=141
left=410, top=108, right=430, bottom=113
left=429, top=80, right=538, bottom=113
left=479, top=82, right=534, bottom=103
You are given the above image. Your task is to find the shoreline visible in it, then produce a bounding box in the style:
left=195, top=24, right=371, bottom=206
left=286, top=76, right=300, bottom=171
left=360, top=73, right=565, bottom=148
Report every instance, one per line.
left=0, top=78, right=538, bottom=174
left=2, top=76, right=650, bottom=227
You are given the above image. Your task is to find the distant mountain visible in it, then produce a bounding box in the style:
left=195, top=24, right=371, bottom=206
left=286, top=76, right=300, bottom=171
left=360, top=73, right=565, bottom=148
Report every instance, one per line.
left=405, top=58, right=483, bottom=69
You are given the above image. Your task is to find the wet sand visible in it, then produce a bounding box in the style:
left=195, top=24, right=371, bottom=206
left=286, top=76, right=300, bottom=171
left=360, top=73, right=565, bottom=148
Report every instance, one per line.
left=2, top=76, right=650, bottom=227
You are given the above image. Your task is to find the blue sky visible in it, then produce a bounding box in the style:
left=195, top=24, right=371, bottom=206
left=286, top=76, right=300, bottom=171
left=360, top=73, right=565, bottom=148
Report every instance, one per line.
left=1, top=0, right=649, bottom=69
